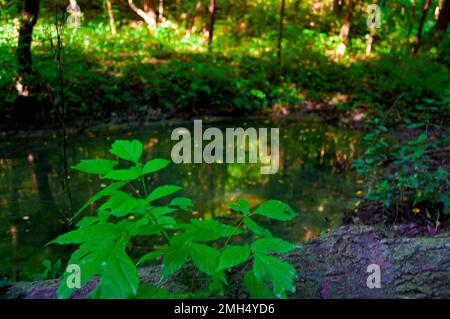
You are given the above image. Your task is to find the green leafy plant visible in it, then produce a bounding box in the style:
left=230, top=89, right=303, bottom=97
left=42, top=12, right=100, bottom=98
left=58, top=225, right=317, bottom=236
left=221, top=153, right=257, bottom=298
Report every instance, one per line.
left=51, top=139, right=299, bottom=299
left=354, top=117, right=450, bottom=221
left=32, top=259, right=64, bottom=281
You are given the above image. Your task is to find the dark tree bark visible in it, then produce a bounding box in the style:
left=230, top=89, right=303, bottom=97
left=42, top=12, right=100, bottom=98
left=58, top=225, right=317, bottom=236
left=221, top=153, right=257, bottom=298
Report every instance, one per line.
left=333, top=0, right=343, bottom=17
left=17, top=0, right=40, bottom=75
left=331, top=0, right=343, bottom=33
left=412, top=0, right=432, bottom=55
left=208, top=0, right=215, bottom=52
left=436, top=0, right=450, bottom=32
left=4, top=225, right=449, bottom=299
left=424, top=0, right=450, bottom=48
left=276, top=0, right=286, bottom=65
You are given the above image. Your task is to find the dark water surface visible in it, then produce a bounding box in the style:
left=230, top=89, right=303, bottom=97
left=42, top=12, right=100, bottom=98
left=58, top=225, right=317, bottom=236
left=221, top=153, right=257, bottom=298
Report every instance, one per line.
left=0, top=116, right=363, bottom=280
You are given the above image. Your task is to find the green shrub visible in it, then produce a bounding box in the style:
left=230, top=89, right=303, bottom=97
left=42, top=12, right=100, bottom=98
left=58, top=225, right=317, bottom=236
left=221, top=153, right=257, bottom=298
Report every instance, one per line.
left=353, top=116, right=450, bottom=220
left=51, top=139, right=299, bottom=299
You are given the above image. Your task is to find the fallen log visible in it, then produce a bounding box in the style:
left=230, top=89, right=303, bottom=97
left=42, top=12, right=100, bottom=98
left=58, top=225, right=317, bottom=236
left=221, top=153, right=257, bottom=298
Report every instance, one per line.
left=3, top=225, right=450, bottom=299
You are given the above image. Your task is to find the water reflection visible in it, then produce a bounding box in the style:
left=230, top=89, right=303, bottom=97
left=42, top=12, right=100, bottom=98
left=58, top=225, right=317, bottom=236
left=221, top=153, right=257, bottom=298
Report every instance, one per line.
left=0, top=116, right=362, bottom=280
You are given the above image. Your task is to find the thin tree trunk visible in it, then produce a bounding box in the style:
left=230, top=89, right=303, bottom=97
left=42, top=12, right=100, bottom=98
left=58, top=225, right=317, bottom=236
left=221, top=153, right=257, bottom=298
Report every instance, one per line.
left=129, top=0, right=156, bottom=27
left=158, top=0, right=164, bottom=23
left=406, top=0, right=417, bottom=43
left=141, top=0, right=149, bottom=12
left=412, top=0, right=432, bottom=55
left=106, top=0, right=117, bottom=34
left=208, top=0, right=215, bottom=52
left=189, top=0, right=203, bottom=32
left=436, top=0, right=450, bottom=32
left=331, top=0, right=343, bottom=33
left=17, top=0, right=40, bottom=75
left=339, top=0, right=355, bottom=44
left=365, top=25, right=374, bottom=56
left=176, top=0, right=181, bottom=19
left=277, top=0, right=286, bottom=65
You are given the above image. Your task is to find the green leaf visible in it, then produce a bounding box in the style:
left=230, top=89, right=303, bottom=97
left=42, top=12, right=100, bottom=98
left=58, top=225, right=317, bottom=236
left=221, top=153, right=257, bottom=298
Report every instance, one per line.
left=76, top=216, right=100, bottom=228
left=99, top=191, right=140, bottom=217
left=150, top=206, right=176, bottom=217
left=55, top=225, right=138, bottom=299
left=137, top=250, right=165, bottom=265
left=440, top=193, right=450, bottom=215
left=190, top=243, right=220, bottom=275
left=71, top=181, right=127, bottom=221
left=229, top=199, right=250, bottom=215
left=103, top=167, right=142, bottom=181
left=407, top=123, right=425, bottom=129
left=72, top=159, right=118, bottom=175
left=95, top=245, right=139, bottom=298
left=253, top=253, right=297, bottom=298
left=244, top=271, right=274, bottom=299
left=253, top=200, right=297, bottom=221
left=146, top=185, right=183, bottom=203
left=161, top=241, right=190, bottom=279
left=133, top=284, right=171, bottom=299
left=251, top=238, right=298, bottom=254
left=110, top=139, right=143, bottom=164
left=57, top=241, right=116, bottom=299
left=243, top=218, right=272, bottom=237
left=143, top=159, right=171, bottom=174
left=217, top=245, right=250, bottom=271
left=42, top=259, right=52, bottom=271
left=169, top=197, right=193, bottom=212
left=51, top=223, right=119, bottom=245
left=131, top=224, right=164, bottom=237
left=208, top=271, right=227, bottom=296
left=155, top=215, right=177, bottom=228
left=175, top=219, right=241, bottom=242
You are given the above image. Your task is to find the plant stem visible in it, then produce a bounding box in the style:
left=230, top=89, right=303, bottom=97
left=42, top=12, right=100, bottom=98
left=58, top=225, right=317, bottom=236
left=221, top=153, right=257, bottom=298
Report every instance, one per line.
left=55, top=6, right=73, bottom=216
left=224, top=212, right=253, bottom=248
left=139, top=177, right=171, bottom=246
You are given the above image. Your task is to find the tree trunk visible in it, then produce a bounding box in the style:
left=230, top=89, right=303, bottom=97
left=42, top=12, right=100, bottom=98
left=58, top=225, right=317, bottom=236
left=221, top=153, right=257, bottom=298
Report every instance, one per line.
left=4, top=225, right=449, bottom=299
left=129, top=0, right=156, bottom=27
left=412, top=0, right=432, bottom=55
left=158, top=0, right=164, bottom=23
left=406, top=0, right=417, bottom=44
left=365, top=25, right=374, bottom=56
left=277, top=0, right=286, bottom=65
left=208, top=0, right=215, bottom=52
left=105, top=0, right=117, bottom=35
left=437, top=0, right=450, bottom=31
left=339, top=0, right=356, bottom=44
left=330, top=0, right=343, bottom=33
left=188, top=0, right=203, bottom=32
left=17, top=0, right=40, bottom=75
left=141, top=0, right=149, bottom=12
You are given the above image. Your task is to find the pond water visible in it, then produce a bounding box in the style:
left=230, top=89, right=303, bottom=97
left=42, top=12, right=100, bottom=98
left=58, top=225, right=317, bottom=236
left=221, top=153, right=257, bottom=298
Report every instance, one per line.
left=0, top=116, right=363, bottom=281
